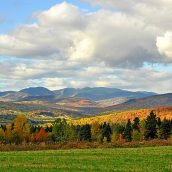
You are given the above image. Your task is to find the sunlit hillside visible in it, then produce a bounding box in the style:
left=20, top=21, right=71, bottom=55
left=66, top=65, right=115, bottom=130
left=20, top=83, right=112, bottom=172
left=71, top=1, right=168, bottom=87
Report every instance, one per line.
left=71, top=107, right=172, bottom=125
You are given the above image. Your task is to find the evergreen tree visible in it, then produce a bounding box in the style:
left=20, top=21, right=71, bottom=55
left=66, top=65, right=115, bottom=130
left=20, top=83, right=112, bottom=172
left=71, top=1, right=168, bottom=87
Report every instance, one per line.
left=157, top=117, right=161, bottom=129
left=124, top=119, right=132, bottom=142
left=160, top=119, right=171, bottom=140
left=30, top=125, right=37, bottom=134
left=144, top=111, right=158, bottom=140
left=132, top=117, right=140, bottom=132
left=101, top=122, right=112, bottom=142
left=79, top=124, right=91, bottom=141
left=114, top=124, right=125, bottom=135
left=45, top=125, right=52, bottom=132
left=76, top=125, right=81, bottom=141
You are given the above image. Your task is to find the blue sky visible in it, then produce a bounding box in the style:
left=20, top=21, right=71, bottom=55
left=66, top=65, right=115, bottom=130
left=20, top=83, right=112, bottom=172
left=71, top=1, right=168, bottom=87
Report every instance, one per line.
left=0, top=0, right=99, bottom=33
left=0, top=0, right=172, bottom=92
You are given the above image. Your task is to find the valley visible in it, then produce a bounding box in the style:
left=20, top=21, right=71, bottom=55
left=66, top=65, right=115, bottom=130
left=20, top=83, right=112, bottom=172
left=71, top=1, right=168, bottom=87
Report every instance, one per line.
left=0, top=87, right=171, bottom=125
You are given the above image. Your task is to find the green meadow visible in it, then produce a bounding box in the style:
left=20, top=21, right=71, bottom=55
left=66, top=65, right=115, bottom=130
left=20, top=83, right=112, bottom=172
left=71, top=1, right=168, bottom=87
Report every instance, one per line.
left=0, top=146, right=171, bottom=172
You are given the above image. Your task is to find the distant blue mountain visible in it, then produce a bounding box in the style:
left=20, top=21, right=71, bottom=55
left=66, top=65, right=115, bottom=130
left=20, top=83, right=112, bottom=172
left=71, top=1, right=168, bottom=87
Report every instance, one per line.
left=54, top=87, right=157, bottom=101
left=19, top=87, right=54, bottom=96
left=0, top=87, right=157, bottom=102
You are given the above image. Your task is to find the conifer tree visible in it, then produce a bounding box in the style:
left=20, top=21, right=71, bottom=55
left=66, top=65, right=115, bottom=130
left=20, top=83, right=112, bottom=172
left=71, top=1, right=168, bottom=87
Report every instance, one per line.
left=144, top=111, right=158, bottom=140
left=160, top=119, right=171, bottom=140
left=101, top=122, right=112, bottom=142
left=79, top=124, right=91, bottom=141
left=157, top=117, right=162, bottom=129
left=124, top=119, right=132, bottom=142
left=132, top=117, right=140, bottom=132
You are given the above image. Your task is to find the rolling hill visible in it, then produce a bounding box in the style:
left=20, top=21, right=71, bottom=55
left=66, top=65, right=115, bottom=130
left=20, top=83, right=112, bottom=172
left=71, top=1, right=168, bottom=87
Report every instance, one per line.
left=72, top=106, right=172, bottom=125
left=103, top=93, right=172, bottom=112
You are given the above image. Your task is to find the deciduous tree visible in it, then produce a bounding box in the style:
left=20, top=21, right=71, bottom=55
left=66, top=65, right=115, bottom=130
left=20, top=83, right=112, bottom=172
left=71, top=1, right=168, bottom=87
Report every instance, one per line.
left=35, top=127, right=47, bottom=143
left=13, top=115, right=30, bottom=143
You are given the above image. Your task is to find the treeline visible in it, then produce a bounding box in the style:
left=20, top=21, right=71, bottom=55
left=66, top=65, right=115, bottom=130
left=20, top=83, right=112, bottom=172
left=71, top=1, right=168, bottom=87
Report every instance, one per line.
left=0, top=111, right=171, bottom=145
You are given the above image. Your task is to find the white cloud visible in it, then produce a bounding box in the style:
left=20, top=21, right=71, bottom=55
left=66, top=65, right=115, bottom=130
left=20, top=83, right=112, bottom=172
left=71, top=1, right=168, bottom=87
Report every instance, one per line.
left=1, top=61, right=171, bottom=93
left=0, top=2, right=172, bottom=92
left=41, top=78, right=67, bottom=90
left=36, top=2, right=85, bottom=28
left=84, top=0, right=172, bottom=63
left=157, top=32, right=172, bottom=59
left=0, top=2, right=166, bottom=66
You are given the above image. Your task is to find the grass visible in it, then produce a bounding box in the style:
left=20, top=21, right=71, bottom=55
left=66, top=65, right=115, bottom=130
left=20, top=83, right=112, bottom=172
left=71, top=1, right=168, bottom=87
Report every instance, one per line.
left=0, top=146, right=171, bottom=172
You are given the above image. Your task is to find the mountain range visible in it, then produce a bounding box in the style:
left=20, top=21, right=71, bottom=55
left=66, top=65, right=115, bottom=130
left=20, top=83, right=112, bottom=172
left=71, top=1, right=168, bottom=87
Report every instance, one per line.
left=0, top=87, right=172, bottom=118
left=0, top=87, right=156, bottom=102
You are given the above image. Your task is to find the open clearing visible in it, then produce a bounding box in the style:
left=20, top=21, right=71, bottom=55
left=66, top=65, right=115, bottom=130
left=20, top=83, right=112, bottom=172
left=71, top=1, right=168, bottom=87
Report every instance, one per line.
left=0, top=146, right=171, bottom=172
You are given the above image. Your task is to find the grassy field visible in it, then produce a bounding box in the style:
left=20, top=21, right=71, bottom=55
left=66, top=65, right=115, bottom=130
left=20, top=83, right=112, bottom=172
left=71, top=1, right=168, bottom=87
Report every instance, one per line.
left=0, top=146, right=171, bottom=172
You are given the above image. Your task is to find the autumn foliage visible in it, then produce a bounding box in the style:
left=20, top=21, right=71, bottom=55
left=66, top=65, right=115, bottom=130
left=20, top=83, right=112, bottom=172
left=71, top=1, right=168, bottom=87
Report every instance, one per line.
left=35, top=128, right=47, bottom=143
left=71, top=107, right=172, bottom=125
left=0, top=109, right=171, bottom=146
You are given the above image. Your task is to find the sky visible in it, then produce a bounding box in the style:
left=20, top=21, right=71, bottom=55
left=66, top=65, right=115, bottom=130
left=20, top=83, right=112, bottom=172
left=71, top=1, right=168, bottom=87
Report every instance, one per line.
left=0, top=0, right=172, bottom=93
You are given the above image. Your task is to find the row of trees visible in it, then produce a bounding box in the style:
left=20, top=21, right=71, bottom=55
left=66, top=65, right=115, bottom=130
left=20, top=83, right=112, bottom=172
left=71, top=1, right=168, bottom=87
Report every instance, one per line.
left=0, top=111, right=171, bottom=144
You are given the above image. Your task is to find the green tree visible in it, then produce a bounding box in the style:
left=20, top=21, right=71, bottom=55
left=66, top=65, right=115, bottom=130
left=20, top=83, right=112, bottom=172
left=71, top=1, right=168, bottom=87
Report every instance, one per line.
left=124, top=119, right=132, bottom=142
left=159, top=119, right=171, bottom=140
left=132, top=117, right=140, bottom=132
left=79, top=124, right=91, bottom=141
left=101, top=123, right=112, bottom=142
left=132, top=130, right=142, bottom=141
left=68, top=125, right=78, bottom=141
left=112, top=123, right=125, bottom=142
left=52, top=118, right=69, bottom=142
left=157, top=117, right=161, bottom=129
left=144, top=111, right=158, bottom=140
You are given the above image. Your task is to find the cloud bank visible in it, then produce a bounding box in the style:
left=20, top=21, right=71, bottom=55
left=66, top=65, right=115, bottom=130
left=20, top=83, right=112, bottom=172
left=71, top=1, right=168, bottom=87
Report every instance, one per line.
left=0, top=1, right=172, bottom=92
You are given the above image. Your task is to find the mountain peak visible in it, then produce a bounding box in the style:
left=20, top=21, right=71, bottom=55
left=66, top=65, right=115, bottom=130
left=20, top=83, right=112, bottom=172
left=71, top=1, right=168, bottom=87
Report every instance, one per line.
left=19, top=87, right=54, bottom=96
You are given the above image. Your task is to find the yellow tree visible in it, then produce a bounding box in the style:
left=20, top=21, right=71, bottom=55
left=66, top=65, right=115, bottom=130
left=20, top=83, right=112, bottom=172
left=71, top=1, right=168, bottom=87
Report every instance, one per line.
left=5, top=123, right=12, bottom=143
left=13, top=115, right=30, bottom=144
left=0, top=128, right=5, bottom=143
left=91, top=122, right=101, bottom=142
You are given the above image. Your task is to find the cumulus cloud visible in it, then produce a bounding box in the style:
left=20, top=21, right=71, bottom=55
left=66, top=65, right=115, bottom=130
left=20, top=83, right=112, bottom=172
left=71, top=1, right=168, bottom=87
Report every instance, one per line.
left=0, top=2, right=166, bottom=67
left=157, top=32, right=172, bottom=59
left=0, top=1, right=172, bottom=92
left=84, top=0, right=172, bottom=62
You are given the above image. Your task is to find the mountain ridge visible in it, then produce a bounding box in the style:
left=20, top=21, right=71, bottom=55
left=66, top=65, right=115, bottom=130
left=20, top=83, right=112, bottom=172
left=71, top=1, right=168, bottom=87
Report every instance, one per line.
left=0, top=86, right=157, bottom=102
left=102, top=93, right=172, bottom=112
